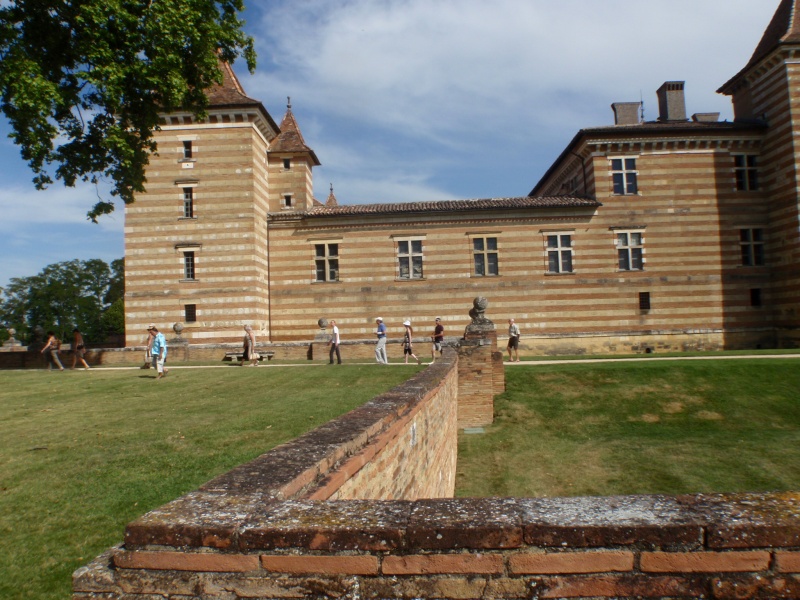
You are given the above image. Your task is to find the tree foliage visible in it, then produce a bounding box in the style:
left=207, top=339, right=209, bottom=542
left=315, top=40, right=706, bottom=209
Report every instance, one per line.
left=0, top=0, right=256, bottom=221
left=0, top=258, right=125, bottom=344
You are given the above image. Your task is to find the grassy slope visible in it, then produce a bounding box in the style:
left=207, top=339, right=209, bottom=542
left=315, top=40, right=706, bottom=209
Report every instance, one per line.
left=0, top=365, right=421, bottom=600
left=456, top=359, right=800, bottom=497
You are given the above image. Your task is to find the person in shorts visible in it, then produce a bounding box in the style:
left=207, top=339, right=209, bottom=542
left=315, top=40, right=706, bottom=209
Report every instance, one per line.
left=431, top=317, right=444, bottom=362
left=507, top=318, right=521, bottom=362
left=71, top=328, right=90, bottom=370
left=402, top=320, right=421, bottom=364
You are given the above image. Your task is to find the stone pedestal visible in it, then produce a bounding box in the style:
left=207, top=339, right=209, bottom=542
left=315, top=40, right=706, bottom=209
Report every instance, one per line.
left=455, top=299, right=505, bottom=428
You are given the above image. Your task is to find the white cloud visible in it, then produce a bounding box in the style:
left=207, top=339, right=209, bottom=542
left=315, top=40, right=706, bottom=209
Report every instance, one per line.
left=240, top=0, right=773, bottom=204
left=0, top=183, right=123, bottom=233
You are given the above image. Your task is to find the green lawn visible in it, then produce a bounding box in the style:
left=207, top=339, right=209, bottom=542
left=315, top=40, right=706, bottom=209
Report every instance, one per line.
left=0, top=364, right=421, bottom=600
left=4, top=358, right=800, bottom=600
left=456, top=358, right=800, bottom=497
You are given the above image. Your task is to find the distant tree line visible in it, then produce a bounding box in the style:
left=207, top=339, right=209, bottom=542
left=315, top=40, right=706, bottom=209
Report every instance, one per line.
left=0, top=258, right=124, bottom=345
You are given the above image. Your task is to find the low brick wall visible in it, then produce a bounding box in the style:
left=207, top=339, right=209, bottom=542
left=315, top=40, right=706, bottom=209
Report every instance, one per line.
left=73, top=345, right=800, bottom=599
left=76, top=492, right=800, bottom=599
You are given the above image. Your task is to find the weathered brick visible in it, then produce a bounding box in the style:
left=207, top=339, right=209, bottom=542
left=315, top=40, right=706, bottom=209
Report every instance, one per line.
left=382, top=553, right=503, bottom=575
left=711, top=574, right=800, bottom=599
left=520, top=495, right=703, bottom=549
left=239, top=499, right=410, bottom=551
left=261, top=554, right=378, bottom=575
left=688, top=492, right=800, bottom=549
left=508, top=550, right=634, bottom=574
left=114, top=550, right=260, bottom=572
left=407, top=497, right=523, bottom=549
left=361, top=576, right=488, bottom=599
left=531, top=574, right=709, bottom=598
left=776, top=551, right=800, bottom=573
left=641, top=551, right=771, bottom=573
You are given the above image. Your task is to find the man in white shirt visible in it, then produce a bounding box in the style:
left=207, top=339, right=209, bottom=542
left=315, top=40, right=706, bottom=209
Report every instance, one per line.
left=329, top=319, right=342, bottom=364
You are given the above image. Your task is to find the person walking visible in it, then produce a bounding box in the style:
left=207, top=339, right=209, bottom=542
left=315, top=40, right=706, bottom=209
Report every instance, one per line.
left=430, top=317, right=444, bottom=362
left=329, top=319, right=342, bottom=364
left=148, top=324, right=169, bottom=379
left=374, top=317, right=388, bottom=364
left=141, top=328, right=155, bottom=369
left=41, top=331, right=64, bottom=371
left=402, top=320, right=421, bottom=364
left=242, top=325, right=258, bottom=366
left=507, top=318, right=521, bottom=362
left=71, top=328, right=90, bottom=370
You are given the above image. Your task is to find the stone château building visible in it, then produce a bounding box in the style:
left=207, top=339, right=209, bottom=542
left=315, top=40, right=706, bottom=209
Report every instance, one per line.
left=123, top=0, right=800, bottom=354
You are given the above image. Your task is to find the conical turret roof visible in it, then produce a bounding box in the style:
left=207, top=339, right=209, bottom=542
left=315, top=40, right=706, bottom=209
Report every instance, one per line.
left=270, top=100, right=321, bottom=166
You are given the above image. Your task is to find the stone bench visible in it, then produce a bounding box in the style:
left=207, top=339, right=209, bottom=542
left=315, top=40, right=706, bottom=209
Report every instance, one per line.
left=222, top=351, right=274, bottom=362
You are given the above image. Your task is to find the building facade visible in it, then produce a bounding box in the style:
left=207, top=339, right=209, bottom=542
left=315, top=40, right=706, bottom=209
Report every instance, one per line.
left=124, top=0, right=800, bottom=353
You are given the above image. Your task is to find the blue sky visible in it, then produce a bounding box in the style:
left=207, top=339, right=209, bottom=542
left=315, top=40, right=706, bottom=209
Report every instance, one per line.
left=0, top=0, right=775, bottom=288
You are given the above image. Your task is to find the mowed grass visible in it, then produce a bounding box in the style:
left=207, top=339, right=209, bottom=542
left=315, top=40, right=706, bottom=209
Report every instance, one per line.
left=456, top=359, right=800, bottom=497
left=0, top=364, right=421, bottom=600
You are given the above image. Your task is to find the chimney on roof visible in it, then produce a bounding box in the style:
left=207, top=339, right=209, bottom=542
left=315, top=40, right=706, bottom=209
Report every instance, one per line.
left=612, top=102, right=642, bottom=125
left=692, top=112, right=720, bottom=122
left=657, top=81, right=688, bottom=122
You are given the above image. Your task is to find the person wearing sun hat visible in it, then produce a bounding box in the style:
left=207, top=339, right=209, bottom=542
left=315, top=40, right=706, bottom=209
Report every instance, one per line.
left=402, top=320, right=421, bottom=364
left=374, top=317, right=388, bottom=364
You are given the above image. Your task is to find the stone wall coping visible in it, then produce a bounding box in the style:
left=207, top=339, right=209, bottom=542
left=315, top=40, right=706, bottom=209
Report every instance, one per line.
left=122, top=492, right=800, bottom=553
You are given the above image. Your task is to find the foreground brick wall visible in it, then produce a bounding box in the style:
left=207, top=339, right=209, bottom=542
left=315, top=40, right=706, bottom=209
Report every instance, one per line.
left=76, top=493, right=800, bottom=599
left=73, top=347, right=800, bottom=599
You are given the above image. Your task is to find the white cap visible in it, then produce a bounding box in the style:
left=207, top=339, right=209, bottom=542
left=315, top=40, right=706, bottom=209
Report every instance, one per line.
left=375, top=317, right=383, bottom=321
left=403, top=320, right=411, bottom=326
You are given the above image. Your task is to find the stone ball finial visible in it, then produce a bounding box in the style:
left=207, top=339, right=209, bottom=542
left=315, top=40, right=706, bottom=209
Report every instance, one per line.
left=173, top=322, right=184, bottom=336
left=318, top=318, right=329, bottom=330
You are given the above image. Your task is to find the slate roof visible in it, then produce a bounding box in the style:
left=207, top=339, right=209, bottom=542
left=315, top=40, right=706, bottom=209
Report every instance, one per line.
left=269, top=196, right=601, bottom=220
left=718, top=0, right=800, bottom=93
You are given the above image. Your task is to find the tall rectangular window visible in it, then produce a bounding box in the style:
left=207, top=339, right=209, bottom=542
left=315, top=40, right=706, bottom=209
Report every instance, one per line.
left=283, top=194, right=293, bottom=208
left=639, top=291, right=651, bottom=311
left=314, top=243, right=339, bottom=282
left=740, top=228, right=765, bottom=266
left=184, top=304, right=197, bottom=323
left=750, top=288, right=762, bottom=307
left=611, top=157, right=638, bottom=195
left=734, top=154, right=759, bottom=191
left=397, top=239, right=424, bottom=279
left=547, top=234, right=573, bottom=273
left=283, top=158, right=291, bottom=170
left=182, top=140, right=193, bottom=159
left=617, top=231, right=644, bottom=270
left=183, top=187, right=194, bottom=218
left=473, top=237, right=499, bottom=276
left=183, top=252, right=195, bottom=280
